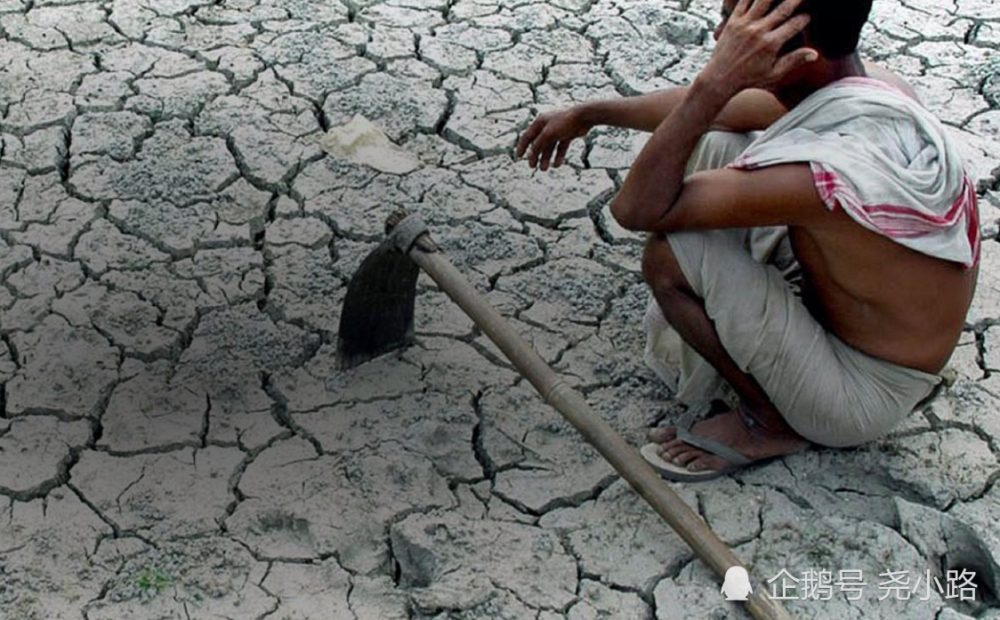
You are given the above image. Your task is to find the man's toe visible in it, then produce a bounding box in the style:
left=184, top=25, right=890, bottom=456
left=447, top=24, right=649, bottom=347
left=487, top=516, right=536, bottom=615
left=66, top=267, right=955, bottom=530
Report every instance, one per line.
left=648, top=426, right=679, bottom=443
left=658, top=439, right=688, bottom=460
left=670, top=448, right=704, bottom=467
left=686, top=455, right=723, bottom=472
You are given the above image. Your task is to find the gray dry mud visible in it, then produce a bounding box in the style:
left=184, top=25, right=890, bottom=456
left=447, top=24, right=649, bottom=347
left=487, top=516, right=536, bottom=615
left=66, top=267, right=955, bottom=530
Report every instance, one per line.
left=1, top=0, right=1000, bottom=619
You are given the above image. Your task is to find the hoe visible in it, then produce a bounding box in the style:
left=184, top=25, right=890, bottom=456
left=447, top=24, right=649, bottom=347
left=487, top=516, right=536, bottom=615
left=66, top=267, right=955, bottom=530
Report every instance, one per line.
left=338, top=209, right=793, bottom=620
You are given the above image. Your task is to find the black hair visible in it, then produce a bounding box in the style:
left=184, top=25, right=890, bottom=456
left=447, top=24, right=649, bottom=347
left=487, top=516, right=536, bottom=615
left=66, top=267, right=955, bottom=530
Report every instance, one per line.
left=782, top=0, right=875, bottom=58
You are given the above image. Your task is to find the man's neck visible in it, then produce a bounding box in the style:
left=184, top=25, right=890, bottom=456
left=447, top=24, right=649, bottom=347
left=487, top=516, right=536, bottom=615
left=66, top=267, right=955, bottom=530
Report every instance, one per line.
left=774, top=53, right=867, bottom=108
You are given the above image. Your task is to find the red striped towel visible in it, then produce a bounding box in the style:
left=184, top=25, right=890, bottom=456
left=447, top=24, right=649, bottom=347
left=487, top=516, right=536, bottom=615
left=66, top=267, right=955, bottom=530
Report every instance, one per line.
left=730, top=77, right=980, bottom=268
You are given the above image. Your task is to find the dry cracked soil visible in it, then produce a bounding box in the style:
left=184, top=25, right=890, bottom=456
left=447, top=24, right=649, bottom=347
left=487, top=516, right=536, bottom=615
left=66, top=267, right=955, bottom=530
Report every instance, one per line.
left=1, top=0, right=1000, bottom=619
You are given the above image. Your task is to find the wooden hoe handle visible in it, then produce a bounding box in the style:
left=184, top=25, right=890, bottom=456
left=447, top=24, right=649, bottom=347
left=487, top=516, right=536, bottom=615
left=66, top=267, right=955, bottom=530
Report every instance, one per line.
left=392, top=214, right=793, bottom=620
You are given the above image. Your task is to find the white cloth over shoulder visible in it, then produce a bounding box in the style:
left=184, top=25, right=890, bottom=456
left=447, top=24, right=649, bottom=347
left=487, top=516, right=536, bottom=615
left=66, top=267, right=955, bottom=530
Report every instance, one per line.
left=730, top=77, right=980, bottom=268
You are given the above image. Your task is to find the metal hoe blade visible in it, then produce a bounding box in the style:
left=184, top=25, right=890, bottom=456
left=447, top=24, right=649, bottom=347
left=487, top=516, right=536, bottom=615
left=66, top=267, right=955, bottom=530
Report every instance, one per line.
left=337, top=238, right=420, bottom=369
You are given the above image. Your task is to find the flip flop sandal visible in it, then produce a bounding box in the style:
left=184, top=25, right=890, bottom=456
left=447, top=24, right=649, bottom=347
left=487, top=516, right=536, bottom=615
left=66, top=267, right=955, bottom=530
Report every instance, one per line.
left=640, top=402, right=752, bottom=482
left=641, top=405, right=808, bottom=482
left=640, top=429, right=754, bottom=483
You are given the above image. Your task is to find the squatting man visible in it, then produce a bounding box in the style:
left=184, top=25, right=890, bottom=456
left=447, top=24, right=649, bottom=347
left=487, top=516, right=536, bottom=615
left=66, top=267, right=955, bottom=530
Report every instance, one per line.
left=517, top=0, right=980, bottom=481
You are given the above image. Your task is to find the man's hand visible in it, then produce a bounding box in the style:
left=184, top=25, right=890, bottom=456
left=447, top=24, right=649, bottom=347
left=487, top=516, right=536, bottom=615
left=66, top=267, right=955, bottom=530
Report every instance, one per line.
left=701, top=0, right=817, bottom=98
left=516, top=108, right=592, bottom=171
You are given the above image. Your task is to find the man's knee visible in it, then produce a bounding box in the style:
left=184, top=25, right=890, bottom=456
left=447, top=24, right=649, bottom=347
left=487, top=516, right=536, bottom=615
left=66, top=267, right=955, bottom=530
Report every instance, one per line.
left=686, top=131, right=757, bottom=176
left=642, top=234, right=691, bottom=296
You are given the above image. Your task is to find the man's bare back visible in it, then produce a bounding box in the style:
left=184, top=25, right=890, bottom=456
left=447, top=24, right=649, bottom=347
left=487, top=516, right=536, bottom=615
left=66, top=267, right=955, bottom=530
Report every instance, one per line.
left=790, top=212, right=976, bottom=374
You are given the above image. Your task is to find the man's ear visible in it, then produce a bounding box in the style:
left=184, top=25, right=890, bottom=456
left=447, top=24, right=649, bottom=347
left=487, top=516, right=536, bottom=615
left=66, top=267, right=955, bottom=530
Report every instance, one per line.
left=779, top=30, right=810, bottom=57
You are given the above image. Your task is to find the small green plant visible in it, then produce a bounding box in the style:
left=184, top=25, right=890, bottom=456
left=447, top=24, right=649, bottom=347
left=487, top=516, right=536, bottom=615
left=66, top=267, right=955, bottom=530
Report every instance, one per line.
left=134, top=567, right=172, bottom=598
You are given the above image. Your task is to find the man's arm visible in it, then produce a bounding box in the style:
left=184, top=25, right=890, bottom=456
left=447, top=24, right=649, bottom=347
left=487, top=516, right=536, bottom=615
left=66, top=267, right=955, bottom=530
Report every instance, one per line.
left=516, top=61, right=914, bottom=171
left=610, top=79, right=733, bottom=230
left=607, top=84, right=830, bottom=232
left=628, top=165, right=831, bottom=232
left=611, top=0, right=817, bottom=232
left=574, top=87, right=787, bottom=133
left=516, top=88, right=787, bottom=171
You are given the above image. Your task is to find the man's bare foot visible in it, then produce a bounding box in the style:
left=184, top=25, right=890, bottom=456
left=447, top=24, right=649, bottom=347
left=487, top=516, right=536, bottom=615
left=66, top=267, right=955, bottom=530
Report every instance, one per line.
left=648, top=407, right=811, bottom=473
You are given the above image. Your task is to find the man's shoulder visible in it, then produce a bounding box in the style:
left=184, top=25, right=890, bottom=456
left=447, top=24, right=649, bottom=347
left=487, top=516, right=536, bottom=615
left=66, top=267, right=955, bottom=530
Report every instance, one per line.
left=862, top=62, right=920, bottom=102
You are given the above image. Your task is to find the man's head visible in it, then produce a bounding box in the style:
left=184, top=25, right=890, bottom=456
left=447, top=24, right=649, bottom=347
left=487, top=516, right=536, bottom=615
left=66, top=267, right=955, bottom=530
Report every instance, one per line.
left=718, top=0, right=874, bottom=59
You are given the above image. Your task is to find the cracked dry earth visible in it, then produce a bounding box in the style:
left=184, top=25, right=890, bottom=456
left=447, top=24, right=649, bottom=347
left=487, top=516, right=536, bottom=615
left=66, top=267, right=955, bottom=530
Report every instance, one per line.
left=2, top=0, right=1000, bottom=619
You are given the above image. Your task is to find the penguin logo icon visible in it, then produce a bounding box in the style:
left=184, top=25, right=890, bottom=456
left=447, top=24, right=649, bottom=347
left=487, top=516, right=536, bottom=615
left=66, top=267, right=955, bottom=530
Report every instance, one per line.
left=721, top=566, right=753, bottom=601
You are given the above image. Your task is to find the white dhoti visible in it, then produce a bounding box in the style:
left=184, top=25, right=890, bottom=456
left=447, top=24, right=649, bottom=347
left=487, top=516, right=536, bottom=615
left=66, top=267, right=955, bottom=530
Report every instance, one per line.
left=644, top=131, right=945, bottom=448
